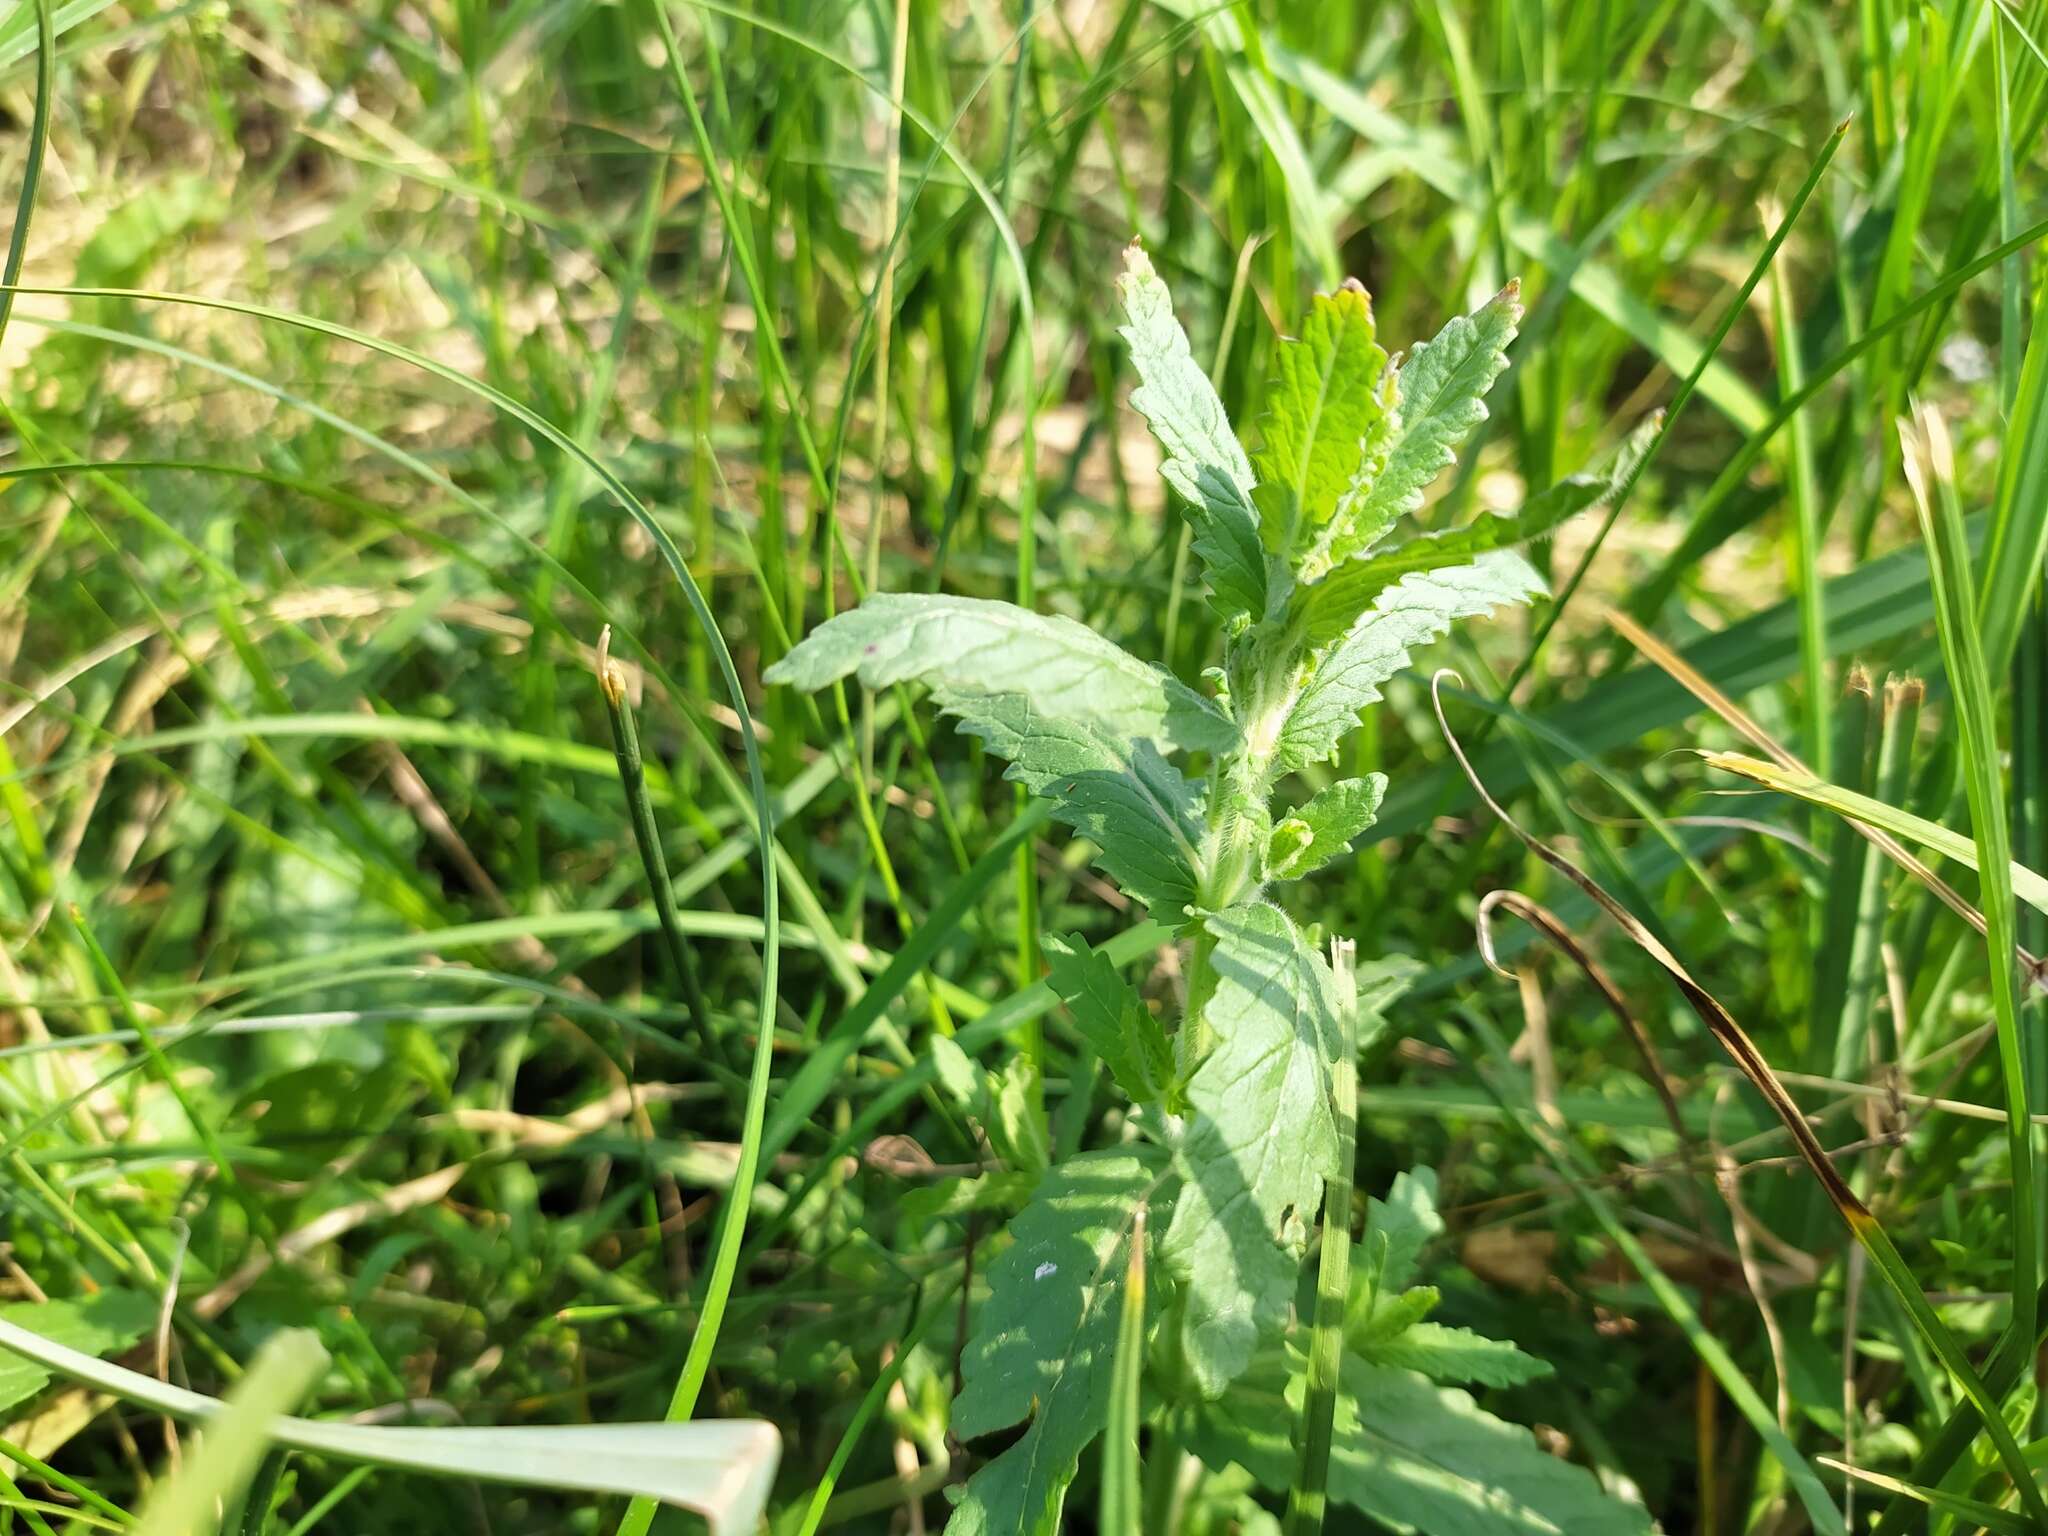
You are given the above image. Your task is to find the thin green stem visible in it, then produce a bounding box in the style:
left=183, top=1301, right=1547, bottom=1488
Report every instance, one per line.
left=597, top=632, right=720, bottom=1065
left=1286, top=940, right=1359, bottom=1536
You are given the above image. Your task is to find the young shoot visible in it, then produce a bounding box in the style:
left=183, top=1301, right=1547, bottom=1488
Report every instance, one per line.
left=766, top=244, right=1653, bottom=1536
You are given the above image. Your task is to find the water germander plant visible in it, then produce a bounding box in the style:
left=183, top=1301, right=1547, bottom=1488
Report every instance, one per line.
left=767, top=246, right=1652, bottom=1535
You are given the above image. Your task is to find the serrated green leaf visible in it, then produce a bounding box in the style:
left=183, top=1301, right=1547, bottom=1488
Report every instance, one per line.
left=1043, top=932, right=1176, bottom=1108
left=946, top=1149, right=1168, bottom=1536
left=765, top=593, right=1235, bottom=915
left=1297, top=415, right=1657, bottom=645
left=1362, top=1322, right=1554, bottom=1387
left=1353, top=1284, right=1440, bottom=1345
left=0, top=1291, right=157, bottom=1414
left=1273, top=553, right=1544, bottom=775
left=930, top=1034, right=984, bottom=1111
left=1182, top=1351, right=1651, bottom=1536
left=1298, top=478, right=1595, bottom=647
left=1358, top=1167, right=1443, bottom=1309
left=1163, top=902, right=1343, bottom=1395
left=1117, top=243, right=1269, bottom=621
left=1265, top=774, right=1386, bottom=880
left=1329, top=284, right=1522, bottom=565
left=1253, top=283, right=1393, bottom=557
left=991, top=1058, right=1050, bottom=1176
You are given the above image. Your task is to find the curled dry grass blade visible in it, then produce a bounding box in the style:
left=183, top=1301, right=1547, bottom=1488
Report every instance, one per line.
left=1432, top=671, right=2048, bottom=1528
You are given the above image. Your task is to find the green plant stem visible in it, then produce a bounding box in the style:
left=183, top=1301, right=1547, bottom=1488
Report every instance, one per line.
left=1286, top=941, right=1358, bottom=1536
left=1905, top=403, right=2042, bottom=1400
left=1101, top=1205, right=1148, bottom=1536
left=597, top=636, right=721, bottom=1064
left=0, top=0, right=50, bottom=359
left=235, top=1449, right=292, bottom=1536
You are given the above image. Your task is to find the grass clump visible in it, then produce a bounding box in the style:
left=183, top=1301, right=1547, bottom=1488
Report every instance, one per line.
left=3, top=3, right=2048, bottom=1534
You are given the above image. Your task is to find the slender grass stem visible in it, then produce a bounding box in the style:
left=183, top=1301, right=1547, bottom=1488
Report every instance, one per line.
left=1286, top=941, right=1359, bottom=1536
left=597, top=630, right=719, bottom=1065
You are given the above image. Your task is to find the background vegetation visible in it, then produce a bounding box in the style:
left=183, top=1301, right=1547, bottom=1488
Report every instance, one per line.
left=3, top=0, right=2047, bottom=1531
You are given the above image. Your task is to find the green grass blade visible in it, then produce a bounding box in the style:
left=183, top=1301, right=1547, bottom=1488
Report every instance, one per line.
left=1902, top=403, right=2040, bottom=1367
left=1703, top=749, right=2048, bottom=914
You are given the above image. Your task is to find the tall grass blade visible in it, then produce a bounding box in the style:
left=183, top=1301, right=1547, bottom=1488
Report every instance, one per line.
left=1100, top=1205, right=1148, bottom=1536
left=1900, top=403, right=2040, bottom=1364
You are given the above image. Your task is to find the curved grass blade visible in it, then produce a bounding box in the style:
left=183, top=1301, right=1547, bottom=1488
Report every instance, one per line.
left=1702, top=751, right=2048, bottom=916
left=1820, top=1457, right=2036, bottom=1536
left=0, top=0, right=51, bottom=357
left=790, top=1286, right=951, bottom=1536
left=1605, top=604, right=2039, bottom=976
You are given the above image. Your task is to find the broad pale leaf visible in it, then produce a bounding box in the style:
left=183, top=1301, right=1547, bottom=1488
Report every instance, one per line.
left=1043, top=932, right=1176, bottom=1108
left=0, top=1315, right=781, bottom=1536
left=1253, top=283, right=1394, bottom=556
left=765, top=593, right=1236, bottom=916
left=1117, top=243, right=1269, bottom=621
left=1264, top=774, right=1386, bottom=881
left=946, top=1149, right=1167, bottom=1536
left=1182, top=1350, right=1652, bottom=1536
left=1296, top=415, right=1657, bottom=645
left=1273, top=552, right=1543, bottom=775
left=1330, top=283, right=1522, bottom=565
left=1162, top=902, right=1343, bottom=1395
